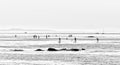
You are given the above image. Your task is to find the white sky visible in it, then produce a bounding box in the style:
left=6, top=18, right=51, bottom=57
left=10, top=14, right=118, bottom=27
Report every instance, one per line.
left=0, top=0, right=120, bottom=32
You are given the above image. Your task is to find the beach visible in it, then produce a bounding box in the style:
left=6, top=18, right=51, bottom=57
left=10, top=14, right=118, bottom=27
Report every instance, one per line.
left=0, top=41, right=120, bottom=65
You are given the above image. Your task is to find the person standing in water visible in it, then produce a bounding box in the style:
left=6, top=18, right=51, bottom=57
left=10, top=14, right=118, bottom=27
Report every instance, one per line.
left=74, top=37, right=77, bottom=43
left=96, top=37, right=99, bottom=43
left=58, top=37, right=61, bottom=44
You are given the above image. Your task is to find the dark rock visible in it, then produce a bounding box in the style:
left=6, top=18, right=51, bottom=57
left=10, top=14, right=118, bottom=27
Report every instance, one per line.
left=88, top=36, right=95, bottom=38
left=60, top=48, right=67, bottom=51
left=47, top=48, right=58, bottom=51
left=81, top=48, right=85, bottom=50
left=68, top=48, right=79, bottom=51
left=35, top=49, right=44, bottom=51
left=13, top=49, right=24, bottom=51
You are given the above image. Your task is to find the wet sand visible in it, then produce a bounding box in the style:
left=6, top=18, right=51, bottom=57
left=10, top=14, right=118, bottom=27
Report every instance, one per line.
left=0, top=52, right=120, bottom=65
left=0, top=43, right=120, bottom=65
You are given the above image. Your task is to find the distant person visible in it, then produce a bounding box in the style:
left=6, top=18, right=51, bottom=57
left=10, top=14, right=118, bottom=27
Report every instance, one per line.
left=33, top=35, right=37, bottom=39
left=15, top=35, right=17, bottom=38
left=46, top=35, right=48, bottom=39
left=58, top=38, right=61, bottom=43
left=74, top=37, right=77, bottom=43
left=96, top=38, right=99, bottom=43
left=68, top=35, right=73, bottom=37
left=47, top=35, right=50, bottom=37
left=38, top=36, right=40, bottom=39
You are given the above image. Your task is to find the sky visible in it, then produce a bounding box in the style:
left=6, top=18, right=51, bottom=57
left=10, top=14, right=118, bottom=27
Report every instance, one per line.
left=0, top=0, right=120, bottom=32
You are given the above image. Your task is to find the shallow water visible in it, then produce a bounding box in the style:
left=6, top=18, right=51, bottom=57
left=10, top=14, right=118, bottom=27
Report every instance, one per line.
left=0, top=43, right=120, bottom=65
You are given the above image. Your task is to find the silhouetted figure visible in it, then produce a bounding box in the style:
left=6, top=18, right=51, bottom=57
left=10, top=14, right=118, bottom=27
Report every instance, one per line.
left=35, top=49, right=44, bottom=51
left=46, top=35, right=48, bottom=39
left=68, top=35, right=73, bottom=37
left=96, top=38, right=99, bottom=43
left=48, top=35, right=50, bottom=37
left=74, top=37, right=77, bottom=43
left=15, top=35, right=17, bottom=38
left=66, top=38, right=68, bottom=40
left=47, top=48, right=58, bottom=51
left=38, top=36, right=40, bottom=39
left=33, top=35, right=37, bottom=39
left=58, top=38, right=61, bottom=44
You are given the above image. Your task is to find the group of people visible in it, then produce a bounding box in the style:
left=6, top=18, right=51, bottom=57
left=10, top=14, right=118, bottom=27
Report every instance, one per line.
left=33, top=35, right=50, bottom=39
left=32, top=35, right=99, bottom=43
